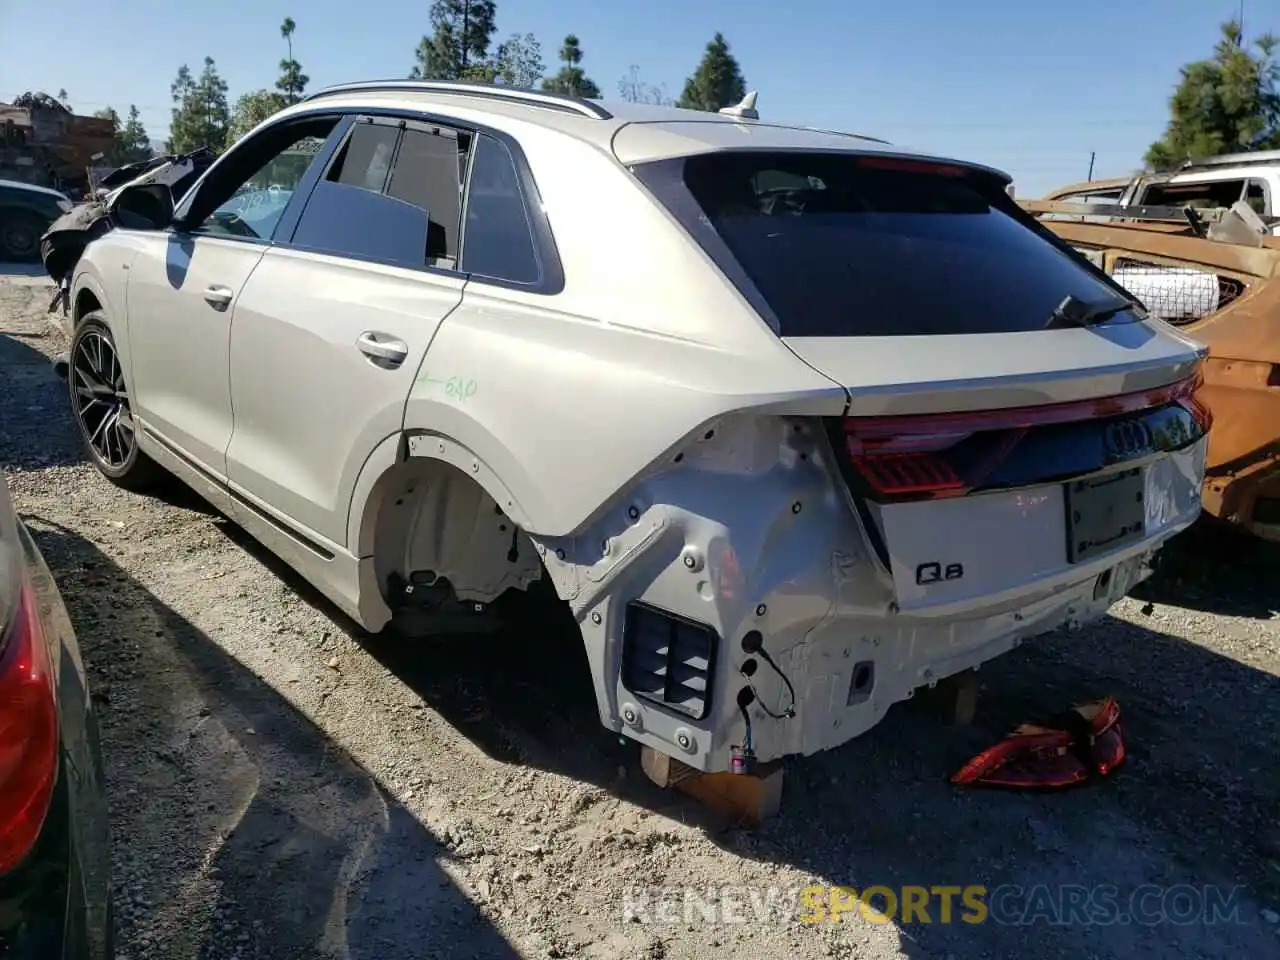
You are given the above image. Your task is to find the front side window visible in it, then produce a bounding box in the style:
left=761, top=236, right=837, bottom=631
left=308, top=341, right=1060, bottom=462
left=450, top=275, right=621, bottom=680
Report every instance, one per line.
left=189, top=116, right=339, bottom=242
left=634, top=151, right=1131, bottom=337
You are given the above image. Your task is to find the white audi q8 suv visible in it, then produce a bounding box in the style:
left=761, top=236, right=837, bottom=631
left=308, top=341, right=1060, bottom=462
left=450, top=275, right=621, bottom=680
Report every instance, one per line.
left=61, top=80, right=1209, bottom=775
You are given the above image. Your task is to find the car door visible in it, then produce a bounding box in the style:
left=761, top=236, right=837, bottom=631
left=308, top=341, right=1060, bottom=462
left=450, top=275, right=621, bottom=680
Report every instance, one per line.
left=122, top=113, right=344, bottom=478
left=223, top=115, right=470, bottom=547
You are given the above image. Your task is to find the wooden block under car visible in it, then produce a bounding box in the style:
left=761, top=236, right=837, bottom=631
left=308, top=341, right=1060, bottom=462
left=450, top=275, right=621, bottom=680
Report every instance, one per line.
left=918, top=667, right=980, bottom=726
left=641, top=745, right=784, bottom=825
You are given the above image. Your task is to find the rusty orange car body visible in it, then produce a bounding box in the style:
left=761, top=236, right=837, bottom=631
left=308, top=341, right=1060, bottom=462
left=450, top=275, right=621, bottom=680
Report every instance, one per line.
left=1024, top=198, right=1280, bottom=541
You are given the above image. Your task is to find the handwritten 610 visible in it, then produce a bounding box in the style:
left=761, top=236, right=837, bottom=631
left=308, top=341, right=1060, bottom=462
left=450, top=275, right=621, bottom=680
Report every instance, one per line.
left=444, top=376, right=478, bottom=402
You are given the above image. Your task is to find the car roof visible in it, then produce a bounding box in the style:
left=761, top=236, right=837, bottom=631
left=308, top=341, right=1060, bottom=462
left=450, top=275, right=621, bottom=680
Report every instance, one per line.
left=1043, top=176, right=1132, bottom=199
left=296, top=81, right=1012, bottom=181
left=0, top=178, right=68, bottom=200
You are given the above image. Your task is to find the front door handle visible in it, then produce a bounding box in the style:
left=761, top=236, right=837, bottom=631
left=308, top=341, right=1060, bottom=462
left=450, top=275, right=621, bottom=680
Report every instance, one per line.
left=203, top=285, right=234, bottom=309
left=356, top=331, right=409, bottom=366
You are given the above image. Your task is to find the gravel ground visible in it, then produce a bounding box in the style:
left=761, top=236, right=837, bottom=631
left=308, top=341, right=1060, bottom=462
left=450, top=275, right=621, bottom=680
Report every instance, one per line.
left=2, top=271, right=1279, bottom=960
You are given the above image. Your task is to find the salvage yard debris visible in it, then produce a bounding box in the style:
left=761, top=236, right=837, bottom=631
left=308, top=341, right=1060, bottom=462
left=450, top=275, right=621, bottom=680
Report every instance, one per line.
left=1024, top=193, right=1280, bottom=545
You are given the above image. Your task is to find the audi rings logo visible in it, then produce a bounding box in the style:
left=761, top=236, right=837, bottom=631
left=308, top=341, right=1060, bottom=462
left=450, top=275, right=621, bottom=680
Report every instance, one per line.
left=1104, top=419, right=1154, bottom=460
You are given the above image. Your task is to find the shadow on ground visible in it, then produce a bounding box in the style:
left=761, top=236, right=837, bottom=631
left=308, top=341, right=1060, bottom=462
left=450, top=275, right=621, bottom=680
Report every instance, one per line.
left=216, top=519, right=1280, bottom=959
left=1131, top=518, right=1280, bottom=619
left=25, top=518, right=519, bottom=960
left=0, top=261, right=49, bottom=278
left=0, top=313, right=83, bottom=471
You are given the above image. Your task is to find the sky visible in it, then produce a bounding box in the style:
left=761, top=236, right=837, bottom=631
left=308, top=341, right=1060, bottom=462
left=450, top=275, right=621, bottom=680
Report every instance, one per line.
left=0, top=0, right=1270, bottom=197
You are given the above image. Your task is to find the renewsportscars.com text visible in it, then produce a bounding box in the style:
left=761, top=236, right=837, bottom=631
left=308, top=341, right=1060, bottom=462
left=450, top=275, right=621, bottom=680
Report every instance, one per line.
left=619, top=884, right=1250, bottom=927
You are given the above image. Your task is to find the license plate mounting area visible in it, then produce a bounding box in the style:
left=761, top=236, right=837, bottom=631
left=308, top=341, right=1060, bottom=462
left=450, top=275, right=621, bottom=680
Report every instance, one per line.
left=1065, top=467, right=1146, bottom=564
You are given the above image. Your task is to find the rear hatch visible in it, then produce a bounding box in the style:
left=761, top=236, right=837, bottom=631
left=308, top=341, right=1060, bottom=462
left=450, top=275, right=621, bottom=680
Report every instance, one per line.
left=628, top=138, right=1211, bottom=615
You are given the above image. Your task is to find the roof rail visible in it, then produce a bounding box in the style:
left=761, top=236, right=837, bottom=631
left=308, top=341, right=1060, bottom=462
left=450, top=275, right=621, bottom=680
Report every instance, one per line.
left=804, top=127, right=892, bottom=145
left=1175, top=148, right=1280, bottom=171
left=301, top=79, right=613, bottom=120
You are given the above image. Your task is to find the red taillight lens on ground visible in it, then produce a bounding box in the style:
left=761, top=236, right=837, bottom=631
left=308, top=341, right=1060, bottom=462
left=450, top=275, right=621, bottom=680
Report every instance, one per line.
left=0, top=573, right=59, bottom=874
left=951, top=698, right=1126, bottom=790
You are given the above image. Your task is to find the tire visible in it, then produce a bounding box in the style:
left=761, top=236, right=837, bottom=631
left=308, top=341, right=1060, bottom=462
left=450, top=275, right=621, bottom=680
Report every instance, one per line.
left=0, top=209, right=44, bottom=261
left=68, top=312, right=165, bottom=492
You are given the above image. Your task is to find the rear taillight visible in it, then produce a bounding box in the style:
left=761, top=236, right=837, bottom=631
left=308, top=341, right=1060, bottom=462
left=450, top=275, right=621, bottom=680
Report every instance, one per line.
left=0, top=573, right=58, bottom=874
left=843, top=369, right=1210, bottom=502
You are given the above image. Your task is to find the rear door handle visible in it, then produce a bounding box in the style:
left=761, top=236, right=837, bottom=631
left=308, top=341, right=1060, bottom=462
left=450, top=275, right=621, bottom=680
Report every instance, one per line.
left=203, top=285, right=234, bottom=309
left=356, top=331, right=409, bottom=366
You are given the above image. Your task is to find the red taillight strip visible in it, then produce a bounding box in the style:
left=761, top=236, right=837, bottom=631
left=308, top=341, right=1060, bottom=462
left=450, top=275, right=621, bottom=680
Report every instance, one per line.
left=854, top=453, right=966, bottom=496
left=1184, top=394, right=1214, bottom=433
left=845, top=370, right=1203, bottom=455
left=0, top=573, right=59, bottom=875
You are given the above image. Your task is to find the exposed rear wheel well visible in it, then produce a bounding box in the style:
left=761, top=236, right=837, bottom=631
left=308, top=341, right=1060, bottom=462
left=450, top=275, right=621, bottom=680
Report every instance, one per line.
left=366, top=459, right=548, bottom=636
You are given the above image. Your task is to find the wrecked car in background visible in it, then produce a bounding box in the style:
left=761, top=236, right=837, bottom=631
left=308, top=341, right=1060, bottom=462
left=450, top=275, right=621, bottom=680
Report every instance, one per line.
left=1024, top=184, right=1280, bottom=541
left=0, top=179, right=72, bottom=261
left=1042, top=150, right=1280, bottom=234
left=48, top=80, right=1210, bottom=784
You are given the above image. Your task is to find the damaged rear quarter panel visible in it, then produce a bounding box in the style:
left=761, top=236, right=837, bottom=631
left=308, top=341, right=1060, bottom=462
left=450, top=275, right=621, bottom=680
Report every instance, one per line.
left=400, top=125, right=850, bottom=540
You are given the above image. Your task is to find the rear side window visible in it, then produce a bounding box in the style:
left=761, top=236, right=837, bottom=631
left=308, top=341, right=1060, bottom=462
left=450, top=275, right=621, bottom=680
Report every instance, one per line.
left=332, top=123, right=398, bottom=192
left=387, top=127, right=464, bottom=257
left=291, top=119, right=467, bottom=269
left=634, top=152, right=1129, bottom=337
left=460, top=134, right=540, bottom=286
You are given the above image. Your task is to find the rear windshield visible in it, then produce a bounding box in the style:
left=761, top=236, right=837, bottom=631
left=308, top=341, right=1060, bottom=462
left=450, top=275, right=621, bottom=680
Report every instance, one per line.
left=633, top=152, right=1130, bottom=337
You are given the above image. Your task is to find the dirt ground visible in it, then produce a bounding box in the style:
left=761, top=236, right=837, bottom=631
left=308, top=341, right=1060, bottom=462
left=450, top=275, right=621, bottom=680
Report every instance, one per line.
left=2, top=272, right=1278, bottom=960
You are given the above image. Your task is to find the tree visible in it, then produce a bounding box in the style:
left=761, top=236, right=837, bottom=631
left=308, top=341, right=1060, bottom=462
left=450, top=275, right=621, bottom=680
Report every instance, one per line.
left=410, top=0, right=497, bottom=80
left=618, top=65, right=672, bottom=105
left=13, top=91, right=70, bottom=114
left=119, top=105, right=151, bottom=162
left=57, top=88, right=70, bottom=108
left=229, top=89, right=286, bottom=145
left=542, top=34, right=601, bottom=98
left=277, top=16, right=309, bottom=105
left=1147, top=19, right=1280, bottom=169
left=677, top=33, right=746, bottom=112
left=169, top=57, right=231, bottom=154
left=468, top=32, right=543, bottom=87
left=93, top=105, right=152, bottom=165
